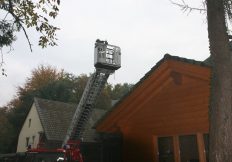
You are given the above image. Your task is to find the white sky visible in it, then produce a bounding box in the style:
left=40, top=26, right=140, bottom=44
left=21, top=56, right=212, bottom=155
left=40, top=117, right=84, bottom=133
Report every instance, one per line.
left=0, top=0, right=210, bottom=106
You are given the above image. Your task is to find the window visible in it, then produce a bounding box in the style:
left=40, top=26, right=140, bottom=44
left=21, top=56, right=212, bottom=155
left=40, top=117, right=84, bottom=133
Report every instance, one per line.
left=26, top=137, right=29, bottom=147
left=32, top=136, right=35, bottom=144
left=157, top=134, right=208, bottom=162
left=179, top=135, right=199, bottom=162
left=158, top=137, right=174, bottom=162
left=28, top=118, right=31, bottom=128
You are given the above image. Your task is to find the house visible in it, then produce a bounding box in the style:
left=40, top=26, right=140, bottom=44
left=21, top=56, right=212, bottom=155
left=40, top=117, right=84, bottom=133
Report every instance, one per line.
left=96, top=54, right=211, bottom=162
left=17, top=97, right=106, bottom=152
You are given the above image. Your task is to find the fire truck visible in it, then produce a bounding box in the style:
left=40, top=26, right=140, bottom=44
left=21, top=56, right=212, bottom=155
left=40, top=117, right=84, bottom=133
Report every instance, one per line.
left=0, top=40, right=121, bottom=162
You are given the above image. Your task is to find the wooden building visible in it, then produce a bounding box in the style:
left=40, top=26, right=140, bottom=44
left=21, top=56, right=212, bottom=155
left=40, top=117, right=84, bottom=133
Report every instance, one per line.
left=96, top=54, right=211, bottom=162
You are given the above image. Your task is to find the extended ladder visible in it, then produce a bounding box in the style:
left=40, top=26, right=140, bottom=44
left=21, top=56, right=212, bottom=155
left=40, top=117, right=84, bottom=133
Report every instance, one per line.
left=62, top=40, right=121, bottom=146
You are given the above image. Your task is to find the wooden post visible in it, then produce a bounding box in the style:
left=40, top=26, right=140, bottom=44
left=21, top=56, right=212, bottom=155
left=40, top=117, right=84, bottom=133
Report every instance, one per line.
left=173, top=136, right=181, bottom=162
left=152, top=136, right=159, bottom=162
left=197, top=133, right=206, bottom=162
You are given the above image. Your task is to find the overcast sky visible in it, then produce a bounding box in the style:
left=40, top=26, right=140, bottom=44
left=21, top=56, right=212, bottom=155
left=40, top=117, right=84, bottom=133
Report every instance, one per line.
left=0, top=0, right=209, bottom=106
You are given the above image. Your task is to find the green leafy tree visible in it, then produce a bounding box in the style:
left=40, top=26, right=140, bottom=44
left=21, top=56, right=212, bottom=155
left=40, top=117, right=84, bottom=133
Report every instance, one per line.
left=0, top=0, right=60, bottom=75
left=95, top=83, right=112, bottom=110
left=110, top=83, right=133, bottom=100
left=0, top=0, right=60, bottom=49
left=69, top=74, right=89, bottom=103
left=0, top=108, right=14, bottom=153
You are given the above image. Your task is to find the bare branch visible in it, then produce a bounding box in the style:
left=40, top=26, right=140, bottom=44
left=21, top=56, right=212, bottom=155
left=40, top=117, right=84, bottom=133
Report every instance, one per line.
left=170, top=0, right=206, bottom=14
left=19, top=24, right=33, bottom=51
left=0, top=48, right=7, bottom=77
left=3, top=12, right=9, bottom=21
left=7, top=0, right=33, bottom=52
left=0, top=49, right=4, bottom=67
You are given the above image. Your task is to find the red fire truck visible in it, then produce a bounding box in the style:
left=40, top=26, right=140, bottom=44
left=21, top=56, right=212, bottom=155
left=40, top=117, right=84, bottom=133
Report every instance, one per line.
left=0, top=140, right=83, bottom=162
left=25, top=140, right=83, bottom=162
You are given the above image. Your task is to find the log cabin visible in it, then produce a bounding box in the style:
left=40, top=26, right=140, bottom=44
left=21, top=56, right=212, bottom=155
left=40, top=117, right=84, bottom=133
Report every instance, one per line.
left=96, top=54, right=211, bottom=162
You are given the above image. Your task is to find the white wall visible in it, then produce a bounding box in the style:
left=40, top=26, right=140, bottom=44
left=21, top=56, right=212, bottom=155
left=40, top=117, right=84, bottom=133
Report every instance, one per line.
left=16, top=103, right=44, bottom=152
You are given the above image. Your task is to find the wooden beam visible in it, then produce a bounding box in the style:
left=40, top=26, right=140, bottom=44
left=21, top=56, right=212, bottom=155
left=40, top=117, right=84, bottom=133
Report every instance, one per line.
left=173, top=136, right=181, bottom=162
left=197, top=133, right=207, bottom=162
left=152, top=136, right=159, bottom=162
left=129, top=103, right=209, bottom=124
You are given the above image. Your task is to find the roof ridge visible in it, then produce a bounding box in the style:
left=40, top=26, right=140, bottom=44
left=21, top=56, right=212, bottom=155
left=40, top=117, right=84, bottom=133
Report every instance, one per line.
left=34, top=97, right=76, bottom=106
left=163, top=53, right=209, bottom=66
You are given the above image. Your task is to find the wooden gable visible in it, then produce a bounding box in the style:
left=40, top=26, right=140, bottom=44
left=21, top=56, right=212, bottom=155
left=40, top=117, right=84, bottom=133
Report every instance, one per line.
left=96, top=56, right=211, bottom=136
left=96, top=55, right=212, bottom=162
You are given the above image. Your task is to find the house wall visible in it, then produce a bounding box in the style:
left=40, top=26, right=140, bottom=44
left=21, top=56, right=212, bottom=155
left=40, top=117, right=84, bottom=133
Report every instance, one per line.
left=122, top=130, right=154, bottom=162
left=128, top=79, right=209, bottom=135
left=17, top=103, right=44, bottom=152
left=118, top=77, right=210, bottom=162
left=96, top=60, right=211, bottom=162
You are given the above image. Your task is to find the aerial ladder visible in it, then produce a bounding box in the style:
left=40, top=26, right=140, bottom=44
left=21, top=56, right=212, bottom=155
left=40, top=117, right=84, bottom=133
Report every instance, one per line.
left=62, top=39, right=121, bottom=146
left=0, top=40, right=121, bottom=162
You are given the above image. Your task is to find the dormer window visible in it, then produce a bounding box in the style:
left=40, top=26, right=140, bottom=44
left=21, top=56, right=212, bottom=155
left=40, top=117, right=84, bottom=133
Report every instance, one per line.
left=28, top=118, right=31, bottom=128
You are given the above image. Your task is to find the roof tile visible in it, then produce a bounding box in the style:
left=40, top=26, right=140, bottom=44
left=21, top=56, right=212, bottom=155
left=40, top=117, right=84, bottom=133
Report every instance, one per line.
left=34, top=98, right=106, bottom=142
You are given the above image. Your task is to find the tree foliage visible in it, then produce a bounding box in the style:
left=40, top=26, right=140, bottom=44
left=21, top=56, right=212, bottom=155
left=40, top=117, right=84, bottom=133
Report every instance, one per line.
left=110, top=83, right=133, bottom=100
left=0, top=108, right=14, bottom=153
left=0, top=0, right=60, bottom=76
left=0, top=65, right=133, bottom=153
left=0, top=0, right=60, bottom=49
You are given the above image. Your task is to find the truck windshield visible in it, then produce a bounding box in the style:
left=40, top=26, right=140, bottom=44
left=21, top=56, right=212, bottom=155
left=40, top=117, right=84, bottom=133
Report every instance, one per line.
left=25, top=152, right=65, bottom=162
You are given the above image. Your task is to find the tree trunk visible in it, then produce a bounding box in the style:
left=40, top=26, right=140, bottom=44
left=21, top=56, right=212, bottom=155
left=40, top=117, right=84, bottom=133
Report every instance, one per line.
left=207, top=0, right=232, bottom=161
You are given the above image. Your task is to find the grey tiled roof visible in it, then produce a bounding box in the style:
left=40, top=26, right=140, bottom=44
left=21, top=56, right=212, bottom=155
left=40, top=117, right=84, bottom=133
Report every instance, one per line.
left=34, top=98, right=106, bottom=142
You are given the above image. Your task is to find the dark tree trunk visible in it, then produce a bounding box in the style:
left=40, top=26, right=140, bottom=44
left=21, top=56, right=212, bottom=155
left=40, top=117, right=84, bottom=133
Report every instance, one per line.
left=207, top=0, right=232, bottom=161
